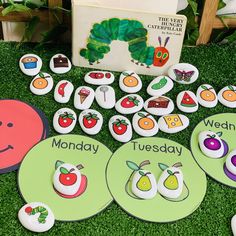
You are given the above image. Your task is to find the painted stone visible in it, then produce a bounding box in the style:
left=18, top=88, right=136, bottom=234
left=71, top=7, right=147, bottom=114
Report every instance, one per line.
left=143, top=96, right=174, bottom=116
left=30, top=72, right=54, bottom=96
left=158, top=114, right=189, bottom=134
left=224, top=150, right=236, bottom=181
left=231, top=214, right=236, bottom=236
left=176, top=91, right=199, bottom=113
left=115, top=94, right=144, bottom=115
left=218, top=85, right=236, bottom=108
left=18, top=202, right=55, bottom=233
left=19, top=54, right=42, bottom=76
left=84, top=71, right=114, bottom=85
left=168, top=63, right=199, bottom=84
left=157, top=167, right=183, bottom=199
left=119, top=71, right=142, bottom=93
left=196, top=84, right=218, bottom=108
left=54, top=80, right=74, bottom=103
left=53, top=108, right=77, bottom=134
left=95, top=85, right=116, bottom=109
left=132, top=112, right=158, bottom=137
left=53, top=160, right=87, bottom=198
left=109, top=115, right=132, bottom=143
left=78, top=109, right=103, bottom=135
left=49, top=54, right=71, bottom=74
left=147, top=76, right=173, bottom=97
left=198, top=131, right=229, bottom=159
left=74, top=86, right=95, bottom=110
left=132, top=170, right=157, bottom=199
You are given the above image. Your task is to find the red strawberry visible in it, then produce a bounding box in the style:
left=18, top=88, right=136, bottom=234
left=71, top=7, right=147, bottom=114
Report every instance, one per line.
left=83, top=113, right=99, bottom=129
left=112, top=119, right=128, bottom=135
left=58, top=112, right=75, bottom=128
left=121, top=96, right=140, bottom=108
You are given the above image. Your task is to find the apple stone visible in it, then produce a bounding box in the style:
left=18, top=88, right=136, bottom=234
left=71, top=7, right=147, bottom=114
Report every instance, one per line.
left=109, top=115, right=132, bottom=143
left=53, top=163, right=82, bottom=196
left=157, top=167, right=183, bottom=199
left=131, top=170, right=157, bottom=199
left=54, top=80, right=74, bottom=104
left=79, top=109, right=103, bottom=135
left=18, top=202, right=55, bottom=233
left=53, top=108, right=77, bottom=134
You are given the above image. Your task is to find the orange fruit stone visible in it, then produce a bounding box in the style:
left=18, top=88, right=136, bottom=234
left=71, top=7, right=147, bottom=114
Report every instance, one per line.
left=33, top=78, right=48, bottom=89
left=123, top=76, right=138, bottom=87
left=138, top=117, right=155, bottom=130
left=223, top=90, right=236, bottom=102
left=200, top=90, right=216, bottom=101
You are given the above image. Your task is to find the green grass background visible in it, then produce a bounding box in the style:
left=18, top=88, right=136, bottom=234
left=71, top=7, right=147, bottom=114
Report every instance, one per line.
left=0, top=42, right=236, bottom=235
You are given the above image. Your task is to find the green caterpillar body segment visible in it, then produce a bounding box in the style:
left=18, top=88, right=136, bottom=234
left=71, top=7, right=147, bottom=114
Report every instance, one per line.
left=30, top=206, right=48, bottom=224
left=80, top=18, right=170, bottom=67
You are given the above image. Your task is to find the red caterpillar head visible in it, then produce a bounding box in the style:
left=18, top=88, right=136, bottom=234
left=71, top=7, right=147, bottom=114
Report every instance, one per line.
left=153, top=37, right=170, bottom=67
left=25, top=206, right=33, bottom=215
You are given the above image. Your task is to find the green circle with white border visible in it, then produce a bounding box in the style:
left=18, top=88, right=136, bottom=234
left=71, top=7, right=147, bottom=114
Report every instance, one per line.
left=106, top=137, right=207, bottom=223
left=191, top=113, right=236, bottom=188
left=18, top=135, right=113, bottom=221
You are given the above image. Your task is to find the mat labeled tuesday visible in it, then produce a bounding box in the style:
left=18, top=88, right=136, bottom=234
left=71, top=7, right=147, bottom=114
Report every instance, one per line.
left=106, top=137, right=207, bottom=222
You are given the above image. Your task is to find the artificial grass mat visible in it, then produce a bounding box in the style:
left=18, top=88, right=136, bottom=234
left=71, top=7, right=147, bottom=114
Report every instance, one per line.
left=0, top=42, right=236, bottom=235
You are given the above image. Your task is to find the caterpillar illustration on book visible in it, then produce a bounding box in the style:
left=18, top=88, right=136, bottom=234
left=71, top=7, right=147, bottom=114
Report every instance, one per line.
left=80, top=18, right=170, bottom=68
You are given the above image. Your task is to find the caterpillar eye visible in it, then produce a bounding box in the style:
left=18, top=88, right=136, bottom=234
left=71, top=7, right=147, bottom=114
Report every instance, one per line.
left=163, top=53, right=168, bottom=59
left=7, top=123, right=13, bottom=128
left=156, top=51, right=162, bottom=58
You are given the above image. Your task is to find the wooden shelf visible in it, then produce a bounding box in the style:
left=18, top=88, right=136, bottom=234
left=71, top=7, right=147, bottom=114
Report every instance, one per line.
left=213, top=17, right=236, bottom=29
left=0, top=7, right=49, bottom=23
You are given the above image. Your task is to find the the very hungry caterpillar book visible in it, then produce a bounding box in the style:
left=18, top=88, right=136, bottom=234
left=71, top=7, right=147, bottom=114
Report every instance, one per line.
left=72, top=1, right=187, bottom=76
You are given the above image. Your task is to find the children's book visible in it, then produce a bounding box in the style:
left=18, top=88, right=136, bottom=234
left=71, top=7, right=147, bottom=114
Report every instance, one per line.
left=72, top=0, right=187, bottom=76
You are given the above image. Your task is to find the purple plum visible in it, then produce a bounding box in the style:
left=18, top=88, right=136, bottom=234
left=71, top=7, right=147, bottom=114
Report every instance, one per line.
left=231, top=155, right=236, bottom=166
left=204, top=137, right=221, bottom=150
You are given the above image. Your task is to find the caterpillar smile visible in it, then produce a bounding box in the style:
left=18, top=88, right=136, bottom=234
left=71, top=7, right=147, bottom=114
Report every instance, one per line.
left=0, top=145, right=13, bottom=153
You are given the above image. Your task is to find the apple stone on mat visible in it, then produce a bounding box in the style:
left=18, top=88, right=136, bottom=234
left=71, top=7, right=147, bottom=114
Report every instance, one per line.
left=53, top=161, right=87, bottom=198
